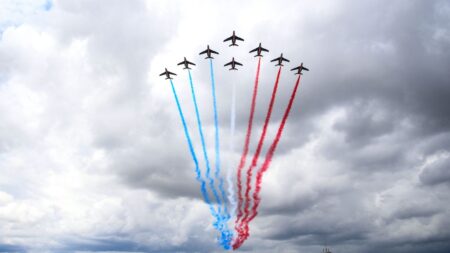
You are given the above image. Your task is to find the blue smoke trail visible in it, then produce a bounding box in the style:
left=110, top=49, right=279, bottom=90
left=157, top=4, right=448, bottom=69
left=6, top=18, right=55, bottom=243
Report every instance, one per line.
left=209, top=59, right=233, bottom=247
left=184, top=74, right=232, bottom=249
left=187, top=70, right=223, bottom=213
left=169, top=80, right=230, bottom=249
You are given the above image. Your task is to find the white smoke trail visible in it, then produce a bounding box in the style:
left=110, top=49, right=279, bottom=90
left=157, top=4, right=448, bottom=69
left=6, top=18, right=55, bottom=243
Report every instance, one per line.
left=227, top=81, right=237, bottom=220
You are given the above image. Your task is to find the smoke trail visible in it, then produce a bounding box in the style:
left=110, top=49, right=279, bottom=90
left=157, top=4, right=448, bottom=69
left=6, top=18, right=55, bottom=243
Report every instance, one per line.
left=227, top=80, right=237, bottom=220
left=188, top=70, right=232, bottom=249
left=233, top=75, right=302, bottom=249
left=236, top=57, right=261, bottom=225
left=209, top=59, right=233, bottom=248
left=240, top=66, right=282, bottom=227
left=169, top=80, right=231, bottom=248
left=187, top=70, right=222, bottom=210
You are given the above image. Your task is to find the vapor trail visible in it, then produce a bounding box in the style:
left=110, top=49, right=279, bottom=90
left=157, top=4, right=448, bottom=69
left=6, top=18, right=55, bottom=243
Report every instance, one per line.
left=233, top=75, right=302, bottom=250
left=209, top=59, right=233, bottom=248
left=236, top=57, right=261, bottom=226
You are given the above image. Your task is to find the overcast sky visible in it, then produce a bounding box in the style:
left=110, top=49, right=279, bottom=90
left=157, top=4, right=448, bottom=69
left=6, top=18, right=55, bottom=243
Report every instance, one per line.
left=1, top=0, right=450, bottom=252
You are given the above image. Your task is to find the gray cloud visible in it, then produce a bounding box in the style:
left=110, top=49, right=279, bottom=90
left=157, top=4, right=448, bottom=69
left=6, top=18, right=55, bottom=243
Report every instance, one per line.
left=1, top=0, right=450, bottom=252
left=420, top=156, right=450, bottom=186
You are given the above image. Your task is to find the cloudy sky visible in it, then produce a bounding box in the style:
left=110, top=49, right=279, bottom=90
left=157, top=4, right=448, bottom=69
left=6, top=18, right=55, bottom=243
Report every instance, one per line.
left=1, top=0, right=450, bottom=252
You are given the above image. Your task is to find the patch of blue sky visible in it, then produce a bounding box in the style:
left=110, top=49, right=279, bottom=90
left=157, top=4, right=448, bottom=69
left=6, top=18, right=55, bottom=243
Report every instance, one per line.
left=43, top=0, right=52, bottom=11
left=0, top=0, right=52, bottom=34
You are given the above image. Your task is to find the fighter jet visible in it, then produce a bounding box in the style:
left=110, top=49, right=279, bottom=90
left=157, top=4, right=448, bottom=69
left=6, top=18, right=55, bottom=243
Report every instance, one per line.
left=224, top=57, right=243, bottom=70
left=291, top=63, right=309, bottom=75
left=199, top=45, right=219, bottom=59
left=159, top=68, right=177, bottom=80
left=249, top=43, right=269, bottom=57
left=271, top=53, right=290, bottom=66
left=177, top=57, right=196, bottom=70
left=223, top=30, right=244, bottom=46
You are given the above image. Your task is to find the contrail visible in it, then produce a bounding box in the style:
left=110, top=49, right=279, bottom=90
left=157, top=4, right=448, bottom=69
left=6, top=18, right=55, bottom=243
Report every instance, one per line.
left=240, top=66, right=282, bottom=229
left=227, top=79, right=237, bottom=220
left=209, top=59, right=233, bottom=248
left=233, top=75, right=302, bottom=249
left=169, top=79, right=231, bottom=249
left=236, top=57, right=261, bottom=226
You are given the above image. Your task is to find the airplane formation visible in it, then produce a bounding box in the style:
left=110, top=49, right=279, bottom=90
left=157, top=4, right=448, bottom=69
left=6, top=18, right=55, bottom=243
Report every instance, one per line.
left=161, top=31, right=309, bottom=250
left=159, top=31, right=309, bottom=79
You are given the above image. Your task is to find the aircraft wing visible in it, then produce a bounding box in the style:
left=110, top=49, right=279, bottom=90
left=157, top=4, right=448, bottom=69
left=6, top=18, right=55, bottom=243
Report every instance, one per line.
left=168, top=71, right=176, bottom=75
left=270, top=57, right=279, bottom=62
left=261, top=47, right=269, bottom=52
left=223, top=36, right=232, bottom=42
left=187, top=60, right=196, bottom=65
left=177, top=61, right=184, bottom=65
left=199, top=49, right=208, bottom=55
left=290, top=67, right=299, bottom=71
left=303, top=67, right=309, bottom=71
left=235, top=62, right=243, bottom=66
left=224, top=62, right=232, bottom=66
left=210, top=49, right=219, bottom=54
left=282, top=57, right=290, bottom=62
left=159, top=72, right=166, bottom=76
left=236, top=36, right=244, bottom=41
left=249, top=48, right=257, bottom=53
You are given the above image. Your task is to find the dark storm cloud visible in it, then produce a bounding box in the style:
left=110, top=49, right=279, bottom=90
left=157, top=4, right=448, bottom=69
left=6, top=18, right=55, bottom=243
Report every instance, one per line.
left=333, top=101, right=396, bottom=148
left=276, top=0, right=450, bottom=137
left=392, top=202, right=440, bottom=220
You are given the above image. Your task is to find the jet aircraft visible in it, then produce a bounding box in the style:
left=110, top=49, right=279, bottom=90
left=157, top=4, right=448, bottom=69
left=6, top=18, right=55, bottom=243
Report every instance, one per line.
left=224, top=57, right=243, bottom=70
left=271, top=53, right=290, bottom=66
left=291, top=63, right=309, bottom=75
left=224, top=31, right=244, bottom=46
left=199, top=45, right=219, bottom=59
left=249, top=43, right=269, bottom=57
left=159, top=68, right=177, bottom=80
left=177, top=57, right=196, bottom=70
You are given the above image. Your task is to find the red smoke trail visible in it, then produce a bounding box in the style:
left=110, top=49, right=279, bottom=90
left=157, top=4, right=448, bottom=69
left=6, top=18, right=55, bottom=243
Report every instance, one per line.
left=233, top=75, right=302, bottom=250
left=241, top=66, right=282, bottom=227
left=235, top=57, right=261, bottom=226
